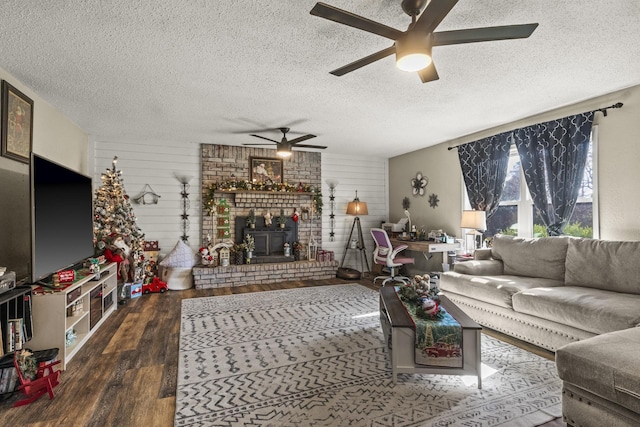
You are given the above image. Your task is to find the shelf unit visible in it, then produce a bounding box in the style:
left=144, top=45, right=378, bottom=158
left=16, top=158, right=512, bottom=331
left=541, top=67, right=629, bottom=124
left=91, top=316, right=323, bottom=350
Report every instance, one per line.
left=28, top=263, right=118, bottom=370
left=0, top=286, right=33, bottom=355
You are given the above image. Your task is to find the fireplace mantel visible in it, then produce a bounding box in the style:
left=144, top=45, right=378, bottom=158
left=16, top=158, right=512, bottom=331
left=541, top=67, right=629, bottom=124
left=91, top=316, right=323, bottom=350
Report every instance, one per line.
left=214, top=190, right=315, bottom=206
left=215, top=190, right=314, bottom=196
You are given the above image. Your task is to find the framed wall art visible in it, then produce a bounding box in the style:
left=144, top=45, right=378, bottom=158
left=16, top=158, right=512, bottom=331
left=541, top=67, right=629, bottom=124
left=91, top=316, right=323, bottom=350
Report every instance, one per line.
left=250, top=157, right=283, bottom=184
left=1, top=81, right=34, bottom=164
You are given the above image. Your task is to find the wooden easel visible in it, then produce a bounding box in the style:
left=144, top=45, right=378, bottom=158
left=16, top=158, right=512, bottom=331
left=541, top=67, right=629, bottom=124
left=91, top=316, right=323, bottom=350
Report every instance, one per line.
left=340, top=216, right=370, bottom=272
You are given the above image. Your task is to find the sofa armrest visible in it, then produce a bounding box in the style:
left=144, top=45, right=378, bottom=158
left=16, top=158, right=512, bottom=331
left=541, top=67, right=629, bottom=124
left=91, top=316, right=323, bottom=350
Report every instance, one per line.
left=474, top=248, right=493, bottom=260
left=453, top=259, right=504, bottom=275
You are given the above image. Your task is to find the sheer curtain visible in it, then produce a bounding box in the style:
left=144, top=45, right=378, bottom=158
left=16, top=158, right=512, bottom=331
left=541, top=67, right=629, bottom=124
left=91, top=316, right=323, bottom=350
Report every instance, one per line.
left=457, top=132, right=512, bottom=218
left=513, top=112, right=595, bottom=236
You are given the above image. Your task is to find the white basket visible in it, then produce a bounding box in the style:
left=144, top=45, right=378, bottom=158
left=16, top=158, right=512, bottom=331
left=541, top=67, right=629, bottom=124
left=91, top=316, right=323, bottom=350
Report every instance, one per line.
left=160, top=266, right=193, bottom=290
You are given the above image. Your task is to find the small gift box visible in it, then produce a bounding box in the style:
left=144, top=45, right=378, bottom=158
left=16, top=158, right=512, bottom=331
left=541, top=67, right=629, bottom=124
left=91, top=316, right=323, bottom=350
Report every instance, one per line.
left=144, top=241, right=159, bottom=250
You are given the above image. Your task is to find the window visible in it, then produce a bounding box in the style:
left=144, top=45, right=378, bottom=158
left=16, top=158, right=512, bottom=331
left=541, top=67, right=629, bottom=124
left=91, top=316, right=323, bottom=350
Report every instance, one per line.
left=483, top=127, right=597, bottom=238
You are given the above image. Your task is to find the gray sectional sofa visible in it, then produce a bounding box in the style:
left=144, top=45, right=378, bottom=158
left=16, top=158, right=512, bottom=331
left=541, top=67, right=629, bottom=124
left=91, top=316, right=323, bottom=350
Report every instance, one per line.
left=440, top=234, right=640, bottom=426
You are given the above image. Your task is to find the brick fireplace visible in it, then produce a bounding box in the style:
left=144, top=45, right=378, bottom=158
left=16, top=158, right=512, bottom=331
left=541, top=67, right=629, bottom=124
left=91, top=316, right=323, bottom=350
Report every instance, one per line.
left=197, top=144, right=337, bottom=289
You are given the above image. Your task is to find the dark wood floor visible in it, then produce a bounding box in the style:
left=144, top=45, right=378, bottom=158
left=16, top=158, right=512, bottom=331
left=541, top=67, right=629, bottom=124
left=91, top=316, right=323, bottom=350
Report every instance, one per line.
left=0, top=274, right=565, bottom=426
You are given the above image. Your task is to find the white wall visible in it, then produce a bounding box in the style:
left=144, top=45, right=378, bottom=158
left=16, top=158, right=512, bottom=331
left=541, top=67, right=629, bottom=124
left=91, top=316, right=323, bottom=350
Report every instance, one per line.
left=321, top=153, right=388, bottom=271
left=91, top=142, right=389, bottom=263
left=0, top=66, right=88, bottom=172
left=91, top=138, right=201, bottom=256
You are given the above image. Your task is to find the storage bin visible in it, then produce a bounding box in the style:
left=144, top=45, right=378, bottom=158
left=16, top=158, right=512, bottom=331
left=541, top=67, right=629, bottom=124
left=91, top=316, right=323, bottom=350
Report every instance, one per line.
left=160, top=266, right=193, bottom=290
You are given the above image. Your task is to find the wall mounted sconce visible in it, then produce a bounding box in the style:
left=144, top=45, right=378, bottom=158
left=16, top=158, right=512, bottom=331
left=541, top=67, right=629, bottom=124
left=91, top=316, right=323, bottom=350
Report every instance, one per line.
left=176, top=175, right=193, bottom=242
left=326, top=179, right=338, bottom=241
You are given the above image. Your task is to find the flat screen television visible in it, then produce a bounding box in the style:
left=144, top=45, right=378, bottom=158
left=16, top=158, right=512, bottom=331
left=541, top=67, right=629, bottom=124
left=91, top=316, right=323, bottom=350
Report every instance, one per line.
left=32, top=154, right=95, bottom=283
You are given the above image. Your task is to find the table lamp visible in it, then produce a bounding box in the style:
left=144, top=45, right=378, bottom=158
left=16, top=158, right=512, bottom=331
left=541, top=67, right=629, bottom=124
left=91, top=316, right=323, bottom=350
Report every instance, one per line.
left=461, top=210, right=487, bottom=253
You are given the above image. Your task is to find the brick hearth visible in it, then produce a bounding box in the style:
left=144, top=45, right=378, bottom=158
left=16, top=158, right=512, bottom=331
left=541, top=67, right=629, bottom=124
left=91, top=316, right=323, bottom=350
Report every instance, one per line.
left=192, top=260, right=339, bottom=289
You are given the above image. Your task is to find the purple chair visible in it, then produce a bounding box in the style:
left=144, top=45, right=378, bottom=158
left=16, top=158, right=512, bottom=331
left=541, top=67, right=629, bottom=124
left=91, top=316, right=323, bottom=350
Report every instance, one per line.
left=370, top=228, right=415, bottom=286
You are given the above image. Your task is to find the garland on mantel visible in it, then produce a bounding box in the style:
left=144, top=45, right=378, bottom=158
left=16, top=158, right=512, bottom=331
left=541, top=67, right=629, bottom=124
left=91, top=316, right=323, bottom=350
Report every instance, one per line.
left=204, top=179, right=322, bottom=216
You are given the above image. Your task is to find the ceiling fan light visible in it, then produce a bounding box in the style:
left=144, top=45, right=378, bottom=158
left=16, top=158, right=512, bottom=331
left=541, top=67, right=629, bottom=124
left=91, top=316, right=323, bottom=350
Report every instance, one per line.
left=396, top=52, right=431, bottom=72
left=277, top=144, right=292, bottom=158
left=396, top=32, right=432, bottom=72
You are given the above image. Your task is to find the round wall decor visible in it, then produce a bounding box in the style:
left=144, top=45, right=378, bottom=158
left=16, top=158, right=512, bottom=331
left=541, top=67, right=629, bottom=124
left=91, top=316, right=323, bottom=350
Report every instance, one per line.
left=411, top=172, right=428, bottom=196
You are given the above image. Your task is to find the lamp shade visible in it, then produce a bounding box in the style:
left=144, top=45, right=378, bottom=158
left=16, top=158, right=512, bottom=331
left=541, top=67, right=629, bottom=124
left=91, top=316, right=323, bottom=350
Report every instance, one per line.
left=396, top=32, right=432, bottom=72
left=346, top=201, right=368, bottom=216
left=461, top=210, right=487, bottom=231
left=325, top=179, right=338, bottom=188
left=276, top=142, right=292, bottom=158
left=346, top=191, right=368, bottom=216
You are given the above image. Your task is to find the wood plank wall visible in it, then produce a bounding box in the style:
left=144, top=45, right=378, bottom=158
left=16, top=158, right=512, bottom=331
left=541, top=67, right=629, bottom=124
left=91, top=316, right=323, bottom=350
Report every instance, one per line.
left=92, top=140, right=388, bottom=268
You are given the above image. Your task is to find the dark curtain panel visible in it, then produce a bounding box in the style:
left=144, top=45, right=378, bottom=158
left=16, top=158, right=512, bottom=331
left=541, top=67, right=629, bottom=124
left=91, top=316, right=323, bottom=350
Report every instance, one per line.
left=513, top=112, right=595, bottom=236
left=458, top=132, right=512, bottom=218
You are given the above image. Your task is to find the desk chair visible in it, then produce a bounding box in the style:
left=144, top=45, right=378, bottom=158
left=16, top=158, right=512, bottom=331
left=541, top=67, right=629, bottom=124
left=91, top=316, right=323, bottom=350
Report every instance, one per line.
left=370, top=228, right=415, bottom=286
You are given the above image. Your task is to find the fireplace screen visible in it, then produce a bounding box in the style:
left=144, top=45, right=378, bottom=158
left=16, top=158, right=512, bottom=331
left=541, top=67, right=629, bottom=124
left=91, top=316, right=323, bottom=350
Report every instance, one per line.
left=236, top=216, right=298, bottom=262
left=251, top=231, right=287, bottom=256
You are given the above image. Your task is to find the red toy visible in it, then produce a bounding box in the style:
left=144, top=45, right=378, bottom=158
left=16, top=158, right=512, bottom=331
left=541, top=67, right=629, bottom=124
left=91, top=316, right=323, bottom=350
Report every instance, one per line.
left=13, top=351, right=61, bottom=407
left=142, top=277, right=168, bottom=294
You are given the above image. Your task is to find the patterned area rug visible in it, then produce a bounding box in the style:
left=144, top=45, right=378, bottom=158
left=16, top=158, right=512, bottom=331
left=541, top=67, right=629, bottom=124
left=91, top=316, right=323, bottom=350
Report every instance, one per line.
left=176, top=284, right=562, bottom=426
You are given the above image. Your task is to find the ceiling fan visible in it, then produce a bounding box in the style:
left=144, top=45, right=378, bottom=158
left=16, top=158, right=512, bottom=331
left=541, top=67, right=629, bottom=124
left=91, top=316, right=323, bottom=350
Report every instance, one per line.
left=310, top=0, right=538, bottom=83
left=243, top=127, right=327, bottom=158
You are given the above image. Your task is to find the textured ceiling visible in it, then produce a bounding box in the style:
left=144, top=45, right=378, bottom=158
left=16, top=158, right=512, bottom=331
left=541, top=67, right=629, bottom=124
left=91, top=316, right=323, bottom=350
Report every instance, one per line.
left=1, top=1, right=639, bottom=158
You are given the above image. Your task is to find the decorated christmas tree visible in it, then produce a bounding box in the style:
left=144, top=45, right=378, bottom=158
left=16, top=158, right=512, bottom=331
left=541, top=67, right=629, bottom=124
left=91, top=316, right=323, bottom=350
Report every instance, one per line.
left=93, top=156, right=147, bottom=283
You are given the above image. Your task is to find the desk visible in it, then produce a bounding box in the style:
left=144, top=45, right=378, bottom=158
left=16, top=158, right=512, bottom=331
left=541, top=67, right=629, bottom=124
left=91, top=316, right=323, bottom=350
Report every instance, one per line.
left=390, top=238, right=459, bottom=270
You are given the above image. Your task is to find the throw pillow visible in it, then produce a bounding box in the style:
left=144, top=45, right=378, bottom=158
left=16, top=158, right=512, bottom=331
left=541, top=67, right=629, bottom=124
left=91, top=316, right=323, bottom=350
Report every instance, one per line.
left=159, top=240, right=198, bottom=268
left=492, top=234, right=569, bottom=280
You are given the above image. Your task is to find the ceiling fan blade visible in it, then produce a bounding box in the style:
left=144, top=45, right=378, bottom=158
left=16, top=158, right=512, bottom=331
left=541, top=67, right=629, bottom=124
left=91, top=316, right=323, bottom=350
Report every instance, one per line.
left=292, top=144, right=327, bottom=149
left=412, top=0, right=459, bottom=34
left=310, top=2, right=403, bottom=41
left=433, top=23, right=539, bottom=46
left=288, top=134, right=317, bottom=145
left=330, top=45, right=396, bottom=76
left=418, top=61, right=439, bottom=83
left=243, top=143, right=276, bottom=146
left=234, top=128, right=288, bottom=134
left=418, top=61, right=440, bottom=83
left=250, top=134, right=280, bottom=143
left=279, top=118, right=308, bottom=129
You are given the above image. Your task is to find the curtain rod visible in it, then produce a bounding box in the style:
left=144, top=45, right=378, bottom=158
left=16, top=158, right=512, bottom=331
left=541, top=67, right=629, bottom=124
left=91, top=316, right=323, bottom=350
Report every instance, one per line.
left=447, top=102, right=624, bottom=151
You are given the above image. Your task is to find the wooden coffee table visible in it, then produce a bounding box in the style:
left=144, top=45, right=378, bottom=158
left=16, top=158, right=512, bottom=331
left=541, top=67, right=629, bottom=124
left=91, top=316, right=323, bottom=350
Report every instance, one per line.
left=379, top=286, right=483, bottom=387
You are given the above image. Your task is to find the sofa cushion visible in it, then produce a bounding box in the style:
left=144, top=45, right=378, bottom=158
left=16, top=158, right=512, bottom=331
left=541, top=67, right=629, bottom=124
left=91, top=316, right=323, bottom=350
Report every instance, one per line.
left=511, top=286, right=640, bottom=335
left=453, top=259, right=503, bottom=276
left=565, top=238, right=640, bottom=295
left=492, top=235, right=569, bottom=281
left=440, top=272, right=564, bottom=309
left=556, top=327, right=640, bottom=415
